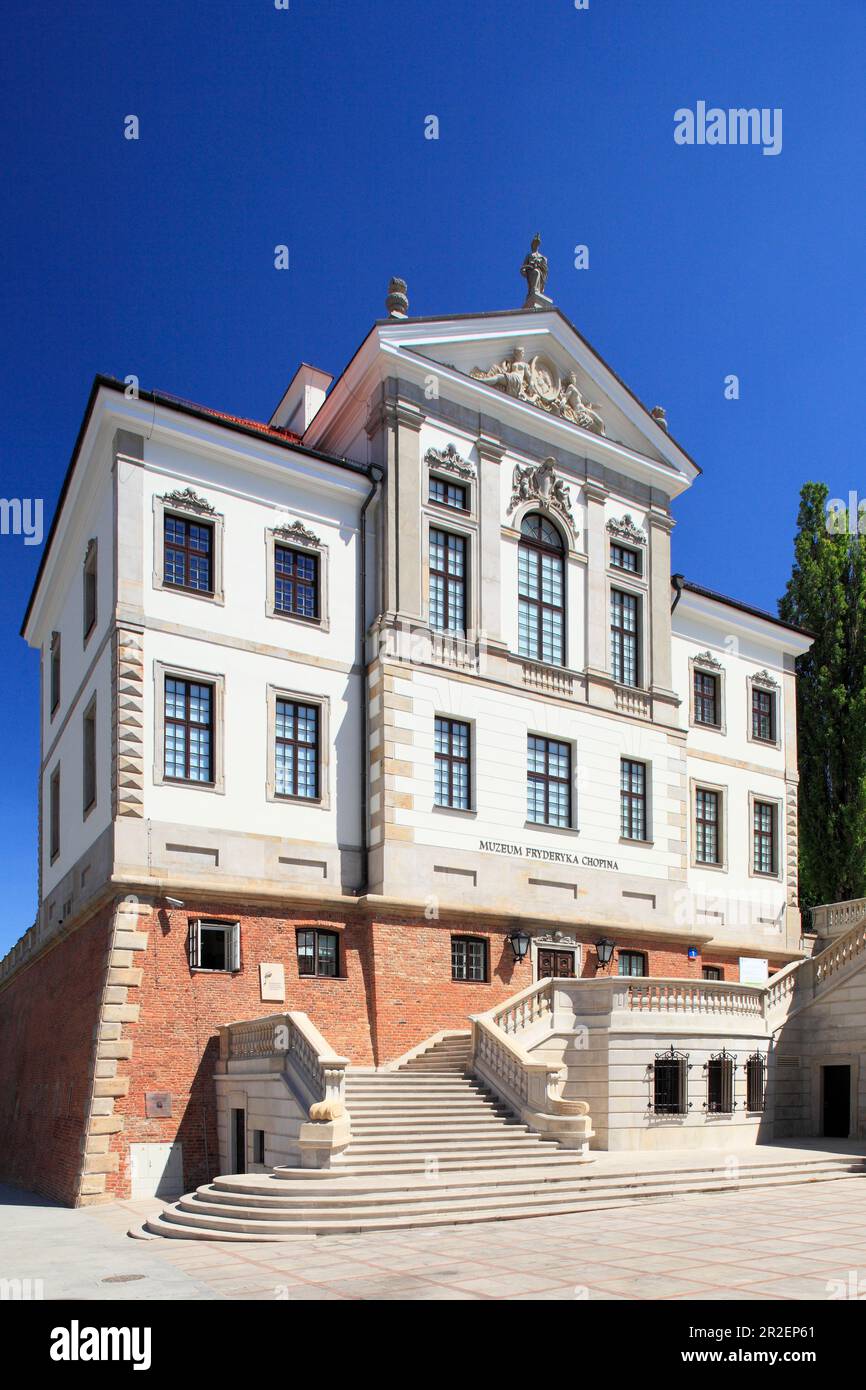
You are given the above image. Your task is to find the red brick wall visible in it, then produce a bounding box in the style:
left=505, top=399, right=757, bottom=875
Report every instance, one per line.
left=0, top=906, right=112, bottom=1203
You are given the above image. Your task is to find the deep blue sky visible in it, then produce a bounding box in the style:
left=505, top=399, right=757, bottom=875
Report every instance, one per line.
left=1, top=1, right=863, bottom=949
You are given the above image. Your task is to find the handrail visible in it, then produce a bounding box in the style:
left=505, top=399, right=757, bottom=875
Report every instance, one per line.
left=490, top=976, right=555, bottom=1036
left=219, top=1010, right=349, bottom=1116
left=471, top=1013, right=565, bottom=1116
left=811, top=897, right=866, bottom=939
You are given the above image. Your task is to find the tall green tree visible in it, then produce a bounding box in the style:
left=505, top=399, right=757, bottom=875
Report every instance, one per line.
left=779, top=482, right=866, bottom=907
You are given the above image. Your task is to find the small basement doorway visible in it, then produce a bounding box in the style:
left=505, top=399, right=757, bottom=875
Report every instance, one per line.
left=822, top=1066, right=851, bottom=1138
left=232, top=1107, right=246, bottom=1173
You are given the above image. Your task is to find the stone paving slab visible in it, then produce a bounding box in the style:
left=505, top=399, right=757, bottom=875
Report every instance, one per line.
left=2, top=1175, right=866, bottom=1301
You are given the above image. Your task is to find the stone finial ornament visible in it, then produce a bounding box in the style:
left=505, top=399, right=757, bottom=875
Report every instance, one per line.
left=651, top=405, right=668, bottom=432
left=386, top=277, right=409, bottom=318
left=521, top=233, right=552, bottom=309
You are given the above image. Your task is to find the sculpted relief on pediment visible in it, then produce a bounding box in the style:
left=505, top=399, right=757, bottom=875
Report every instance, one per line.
left=470, top=347, right=606, bottom=436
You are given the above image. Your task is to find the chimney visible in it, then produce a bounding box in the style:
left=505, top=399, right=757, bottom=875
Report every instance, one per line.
left=269, top=363, right=333, bottom=435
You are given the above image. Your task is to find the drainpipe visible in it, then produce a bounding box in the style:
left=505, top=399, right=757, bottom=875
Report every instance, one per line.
left=671, top=572, right=685, bottom=614
left=357, top=464, right=384, bottom=897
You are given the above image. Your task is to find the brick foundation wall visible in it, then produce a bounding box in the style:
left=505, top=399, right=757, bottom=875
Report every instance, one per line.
left=0, top=892, right=785, bottom=1203
left=0, top=905, right=113, bottom=1203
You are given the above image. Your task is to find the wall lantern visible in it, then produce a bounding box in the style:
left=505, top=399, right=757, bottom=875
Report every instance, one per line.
left=595, top=938, right=615, bottom=968
left=509, top=929, right=532, bottom=963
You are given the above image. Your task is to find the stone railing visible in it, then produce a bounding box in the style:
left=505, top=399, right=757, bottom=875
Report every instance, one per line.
left=621, top=978, right=765, bottom=1019
left=614, top=685, right=652, bottom=719
left=811, top=898, right=866, bottom=942
left=491, top=977, right=556, bottom=1038
left=520, top=660, right=574, bottom=697
left=814, top=918, right=866, bottom=992
left=220, top=1010, right=348, bottom=1116
left=430, top=631, right=482, bottom=673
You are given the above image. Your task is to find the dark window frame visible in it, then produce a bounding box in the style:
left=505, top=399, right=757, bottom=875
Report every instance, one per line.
left=49, top=765, right=60, bottom=863
left=745, top=1052, right=766, bottom=1113
left=706, top=1050, right=735, bottom=1114
left=517, top=513, right=566, bottom=666
left=164, top=676, right=215, bottom=785
left=620, top=758, right=648, bottom=842
left=187, top=918, right=240, bottom=973
left=163, top=512, right=214, bottom=597
left=695, top=786, right=722, bottom=865
left=434, top=716, right=471, bottom=810
left=752, top=686, right=777, bottom=743
left=611, top=588, right=640, bottom=687
left=274, top=699, right=320, bottom=801
left=296, top=928, right=339, bottom=978
left=253, top=1129, right=265, bottom=1165
left=694, top=669, right=720, bottom=727
left=753, top=799, right=778, bottom=876
left=610, top=542, right=641, bottom=575
left=451, top=935, right=488, bottom=983
left=274, top=542, right=320, bottom=622
left=429, top=526, right=467, bottom=635
left=83, top=697, right=97, bottom=815
left=527, top=735, right=572, bottom=828
left=652, top=1046, right=690, bottom=1116
left=428, top=475, right=468, bottom=512
left=83, top=540, right=98, bottom=641
left=617, top=950, right=647, bottom=977
left=49, top=632, right=61, bottom=717
left=702, top=966, right=723, bottom=981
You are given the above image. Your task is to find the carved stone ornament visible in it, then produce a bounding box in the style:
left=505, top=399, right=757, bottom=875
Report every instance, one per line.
left=693, top=649, right=723, bottom=671
left=536, top=931, right=578, bottom=945
left=161, top=486, right=216, bottom=516
left=753, top=669, right=779, bottom=689
left=520, top=232, right=551, bottom=310
left=508, top=457, right=575, bottom=530
left=606, top=514, right=647, bottom=546
left=424, top=443, right=476, bottom=479
left=273, top=519, right=322, bottom=549
left=385, top=276, right=408, bottom=318
left=470, top=347, right=606, bottom=436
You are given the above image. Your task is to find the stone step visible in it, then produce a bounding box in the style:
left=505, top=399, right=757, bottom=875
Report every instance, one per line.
left=143, top=1167, right=866, bottom=1240
left=342, top=1134, right=546, bottom=1155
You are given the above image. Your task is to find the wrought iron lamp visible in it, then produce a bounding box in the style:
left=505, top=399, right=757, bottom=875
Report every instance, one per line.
left=508, top=929, right=532, bottom=963
left=595, top=937, right=615, bottom=969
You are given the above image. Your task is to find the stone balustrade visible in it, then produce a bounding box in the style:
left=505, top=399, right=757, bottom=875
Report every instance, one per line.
left=811, top=897, right=866, bottom=941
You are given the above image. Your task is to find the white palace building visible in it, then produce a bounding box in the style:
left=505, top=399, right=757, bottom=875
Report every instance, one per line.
left=1, top=241, right=864, bottom=1235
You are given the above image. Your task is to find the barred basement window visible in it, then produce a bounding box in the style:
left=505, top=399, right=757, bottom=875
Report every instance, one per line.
left=297, top=929, right=338, bottom=978
left=652, top=1046, right=690, bottom=1115
left=164, top=513, right=213, bottom=595
left=451, top=935, right=487, bottom=982
left=429, top=476, right=467, bottom=511
left=706, top=1050, right=735, bottom=1114
left=746, top=1053, right=766, bottom=1113
left=187, top=919, right=240, bottom=973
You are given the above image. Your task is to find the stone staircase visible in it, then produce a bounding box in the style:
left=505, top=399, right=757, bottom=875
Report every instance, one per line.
left=139, top=1032, right=866, bottom=1241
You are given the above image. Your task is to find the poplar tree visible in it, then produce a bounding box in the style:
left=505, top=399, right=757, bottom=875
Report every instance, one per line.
left=779, top=482, right=866, bottom=908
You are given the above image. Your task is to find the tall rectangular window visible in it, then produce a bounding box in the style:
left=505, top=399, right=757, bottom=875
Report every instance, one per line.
left=50, top=633, right=61, bottom=716
left=429, top=477, right=467, bottom=511
left=429, top=528, right=466, bottom=634
left=653, top=1049, right=689, bottom=1115
left=694, top=670, right=719, bottom=727
left=434, top=717, right=470, bottom=810
left=610, top=589, right=639, bottom=686
left=752, top=687, right=776, bottom=742
left=753, top=800, right=777, bottom=875
left=527, top=736, right=571, bottom=827
left=164, top=678, right=214, bottom=784
left=164, top=514, right=213, bottom=594
left=451, top=936, right=487, bottom=982
left=274, top=544, right=319, bottom=620
left=83, top=541, right=98, bottom=638
left=707, top=1052, right=735, bottom=1114
left=518, top=515, right=565, bottom=665
left=83, top=699, right=97, bottom=814
left=620, top=759, right=647, bottom=841
left=695, top=787, right=721, bottom=865
left=49, top=766, right=60, bottom=861
left=275, top=700, right=319, bottom=799
left=746, top=1053, right=766, bottom=1113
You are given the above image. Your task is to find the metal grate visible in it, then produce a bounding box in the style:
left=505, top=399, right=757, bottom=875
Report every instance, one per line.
left=706, top=1050, right=736, bottom=1113
left=651, top=1046, right=690, bottom=1114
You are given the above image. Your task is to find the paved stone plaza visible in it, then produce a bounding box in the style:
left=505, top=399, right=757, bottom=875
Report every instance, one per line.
left=3, top=1176, right=866, bottom=1301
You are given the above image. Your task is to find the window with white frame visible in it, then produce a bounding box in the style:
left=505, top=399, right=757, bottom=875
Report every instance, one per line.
left=518, top=514, right=565, bottom=665
left=188, top=919, right=240, bottom=972
left=611, top=588, right=640, bottom=686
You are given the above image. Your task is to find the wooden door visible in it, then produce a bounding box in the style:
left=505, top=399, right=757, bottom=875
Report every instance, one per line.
left=538, top=948, right=576, bottom=978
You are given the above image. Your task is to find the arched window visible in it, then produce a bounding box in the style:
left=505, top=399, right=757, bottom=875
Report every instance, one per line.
left=518, top=514, right=564, bottom=664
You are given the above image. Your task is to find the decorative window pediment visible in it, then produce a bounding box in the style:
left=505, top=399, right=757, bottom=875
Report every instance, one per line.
left=425, top=443, right=475, bottom=479
left=693, top=649, right=722, bottom=671
left=606, top=514, right=646, bottom=547
left=752, top=668, right=779, bottom=690
left=273, top=519, right=322, bottom=550
left=508, top=457, right=575, bottom=531
left=160, top=487, right=217, bottom=516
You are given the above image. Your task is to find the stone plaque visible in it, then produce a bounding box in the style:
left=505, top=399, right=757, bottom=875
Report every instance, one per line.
left=260, top=962, right=286, bottom=1002
left=145, top=1091, right=172, bottom=1118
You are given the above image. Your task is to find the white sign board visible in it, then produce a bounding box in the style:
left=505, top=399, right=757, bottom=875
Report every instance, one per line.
left=260, top=962, right=286, bottom=1002
left=739, top=956, right=769, bottom=985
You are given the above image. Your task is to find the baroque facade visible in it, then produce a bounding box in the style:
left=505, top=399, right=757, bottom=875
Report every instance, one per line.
left=0, top=252, right=823, bottom=1206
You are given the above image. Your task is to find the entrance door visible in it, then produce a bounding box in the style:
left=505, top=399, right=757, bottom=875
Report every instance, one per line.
left=538, top=948, right=576, bottom=978
left=822, top=1066, right=851, bottom=1138
left=232, top=1107, right=246, bottom=1173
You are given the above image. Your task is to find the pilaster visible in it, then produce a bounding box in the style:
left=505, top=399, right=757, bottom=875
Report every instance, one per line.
left=477, top=432, right=506, bottom=649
